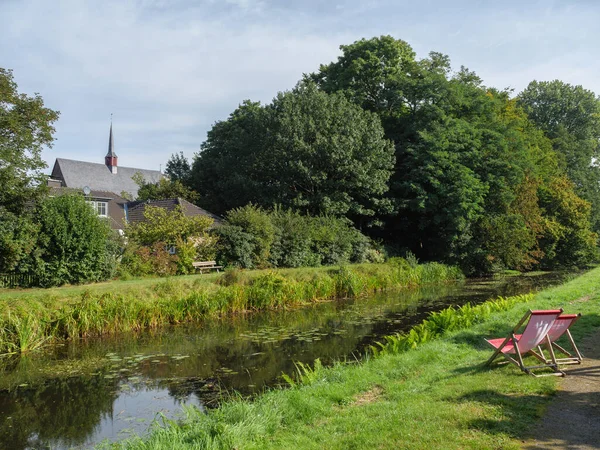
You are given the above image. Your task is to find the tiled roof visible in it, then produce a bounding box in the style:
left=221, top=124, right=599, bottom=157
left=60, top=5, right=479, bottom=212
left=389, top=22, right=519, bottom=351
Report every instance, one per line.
left=52, top=158, right=162, bottom=199
left=48, top=187, right=129, bottom=230
left=127, top=198, right=223, bottom=225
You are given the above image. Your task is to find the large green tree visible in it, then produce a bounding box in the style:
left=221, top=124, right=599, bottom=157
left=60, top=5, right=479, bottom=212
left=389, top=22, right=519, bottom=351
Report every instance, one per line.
left=190, top=82, right=396, bottom=227
left=518, top=80, right=600, bottom=231
left=0, top=68, right=59, bottom=213
left=310, top=36, right=594, bottom=272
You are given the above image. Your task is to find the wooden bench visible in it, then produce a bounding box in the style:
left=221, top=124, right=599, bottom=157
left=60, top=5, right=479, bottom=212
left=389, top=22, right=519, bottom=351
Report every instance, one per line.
left=192, top=260, right=223, bottom=273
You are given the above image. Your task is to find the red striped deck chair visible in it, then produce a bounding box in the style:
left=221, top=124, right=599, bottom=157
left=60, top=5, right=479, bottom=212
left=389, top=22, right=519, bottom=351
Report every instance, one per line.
left=537, top=313, right=583, bottom=366
left=485, top=309, right=564, bottom=377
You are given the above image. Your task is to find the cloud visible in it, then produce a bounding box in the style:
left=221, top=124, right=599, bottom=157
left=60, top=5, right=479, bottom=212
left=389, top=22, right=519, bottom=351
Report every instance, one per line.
left=1, top=0, right=599, bottom=172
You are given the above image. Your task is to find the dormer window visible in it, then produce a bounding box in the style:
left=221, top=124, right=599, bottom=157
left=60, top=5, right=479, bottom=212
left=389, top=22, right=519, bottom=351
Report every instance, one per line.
left=87, top=200, right=108, bottom=217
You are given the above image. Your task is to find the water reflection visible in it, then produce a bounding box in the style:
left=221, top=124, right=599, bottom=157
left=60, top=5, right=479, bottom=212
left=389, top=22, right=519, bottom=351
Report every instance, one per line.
left=0, top=272, right=575, bottom=449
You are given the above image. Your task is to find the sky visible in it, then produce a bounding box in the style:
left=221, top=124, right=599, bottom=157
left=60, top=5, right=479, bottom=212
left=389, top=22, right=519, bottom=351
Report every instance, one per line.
left=1, top=0, right=599, bottom=172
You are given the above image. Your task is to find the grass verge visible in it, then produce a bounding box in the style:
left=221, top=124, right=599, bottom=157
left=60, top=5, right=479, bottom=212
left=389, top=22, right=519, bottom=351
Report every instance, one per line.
left=107, top=267, right=600, bottom=449
left=0, top=260, right=462, bottom=354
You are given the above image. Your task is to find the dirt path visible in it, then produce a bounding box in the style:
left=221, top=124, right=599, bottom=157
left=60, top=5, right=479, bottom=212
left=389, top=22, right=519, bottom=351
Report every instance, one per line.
left=522, top=331, right=600, bottom=449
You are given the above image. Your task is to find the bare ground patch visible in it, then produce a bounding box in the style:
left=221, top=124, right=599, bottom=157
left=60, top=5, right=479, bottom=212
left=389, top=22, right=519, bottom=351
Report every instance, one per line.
left=350, top=385, right=384, bottom=406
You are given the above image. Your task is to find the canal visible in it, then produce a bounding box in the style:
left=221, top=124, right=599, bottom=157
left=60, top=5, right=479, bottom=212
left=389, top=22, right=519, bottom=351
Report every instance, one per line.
left=0, top=272, right=575, bottom=449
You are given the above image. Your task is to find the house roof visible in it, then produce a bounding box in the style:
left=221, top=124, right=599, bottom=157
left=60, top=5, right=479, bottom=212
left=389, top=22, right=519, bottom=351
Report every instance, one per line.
left=127, top=198, right=223, bottom=225
left=51, top=158, right=162, bottom=199
left=48, top=187, right=129, bottom=230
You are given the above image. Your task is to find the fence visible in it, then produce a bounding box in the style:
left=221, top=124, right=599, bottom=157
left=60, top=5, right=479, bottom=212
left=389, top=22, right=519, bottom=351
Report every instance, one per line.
left=0, top=273, right=37, bottom=288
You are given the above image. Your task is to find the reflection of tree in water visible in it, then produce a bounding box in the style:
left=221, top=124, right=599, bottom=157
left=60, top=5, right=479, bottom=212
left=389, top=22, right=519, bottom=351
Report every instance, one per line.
left=0, top=373, right=118, bottom=449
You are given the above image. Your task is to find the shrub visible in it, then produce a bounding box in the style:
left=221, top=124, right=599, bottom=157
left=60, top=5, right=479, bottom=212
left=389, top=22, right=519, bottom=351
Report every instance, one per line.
left=123, top=205, right=216, bottom=276
left=31, top=194, right=116, bottom=286
left=213, top=225, right=256, bottom=268
left=225, top=204, right=275, bottom=268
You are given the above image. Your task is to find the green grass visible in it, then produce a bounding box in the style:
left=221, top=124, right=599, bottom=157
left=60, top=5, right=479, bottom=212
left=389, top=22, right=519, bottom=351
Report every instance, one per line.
left=0, top=261, right=462, bottom=355
left=107, top=267, right=600, bottom=450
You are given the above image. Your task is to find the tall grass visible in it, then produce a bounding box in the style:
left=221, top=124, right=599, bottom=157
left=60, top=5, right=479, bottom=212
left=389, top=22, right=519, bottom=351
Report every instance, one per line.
left=0, top=261, right=462, bottom=355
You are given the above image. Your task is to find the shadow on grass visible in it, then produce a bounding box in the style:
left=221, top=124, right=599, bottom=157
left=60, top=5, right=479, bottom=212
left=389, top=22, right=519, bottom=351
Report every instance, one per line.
left=454, top=385, right=600, bottom=448
left=445, top=312, right=600, bottom=448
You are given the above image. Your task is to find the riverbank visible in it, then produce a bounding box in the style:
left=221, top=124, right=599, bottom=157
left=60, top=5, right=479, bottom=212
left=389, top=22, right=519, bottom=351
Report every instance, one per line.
left=0, top=260, right=462, bottom=354
left=110, top=267, right=600, bottom=449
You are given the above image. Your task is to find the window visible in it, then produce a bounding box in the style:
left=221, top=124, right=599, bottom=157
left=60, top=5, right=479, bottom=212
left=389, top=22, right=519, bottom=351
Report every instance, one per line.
left=87, top=201, right=108, bottom=217
left=96, top=201, right=107, bottom=217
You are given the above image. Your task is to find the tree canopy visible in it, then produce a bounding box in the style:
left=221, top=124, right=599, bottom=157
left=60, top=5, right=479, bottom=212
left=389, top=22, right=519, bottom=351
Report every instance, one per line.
left=518, top=80, right=600, bottom=231
left=309, top=36, right=596, bottom=273
left=0, top=68, right=59, bottom=213
left=190, top=82, right=396, bottom=227
left=165, top=151, right=192, bottom=183
left=133, top=174, right=199, bottom=204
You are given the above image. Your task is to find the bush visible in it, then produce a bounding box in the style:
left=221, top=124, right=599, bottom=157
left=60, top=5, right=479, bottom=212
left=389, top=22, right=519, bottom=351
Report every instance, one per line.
left=123, top=205, right=217, bottom=276
left=213, top=225, right=256, bottom=268
left=31, top=194, right=117, bottom=286
left=225, top=204, right=275, bottom=268
left=217, top=206, right=379, bottom=269
left=119, top=241, right=178, bottom=277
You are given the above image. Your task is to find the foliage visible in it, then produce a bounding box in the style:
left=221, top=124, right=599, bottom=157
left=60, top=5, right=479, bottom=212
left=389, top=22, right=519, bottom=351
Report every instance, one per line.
left=190, top=82, right=396, bottom=227
left=125, top=205, right=212, bottom=247
left=309, top=36, right=596, bottom=273
left=165, top=151, right=192, bottom=183
left=225, top=204, right=275, bottom=268
left=213, top=206, right=378, bottom=269
left=133, top=174, right=199, bottom=204
left=538, top=176, right=598, bottom=267
left=28, top=194, right=116, bottom=287
left=0, top=261, right=462, bottom=354
left=0, top=210, right=40, bottom=273
left=123, top=205, right=215, bottom=275
left=212, top=225, right=256, bottom=269
left=518, top=80, right=600, bottom=231
left=0, top=68, right=59, bottom=213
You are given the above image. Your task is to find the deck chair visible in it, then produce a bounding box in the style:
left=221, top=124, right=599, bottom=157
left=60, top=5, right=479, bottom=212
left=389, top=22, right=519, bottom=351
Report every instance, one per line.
left=485, top=309, right=564, bottom=377
left=537, top=313, right=583, bottom=365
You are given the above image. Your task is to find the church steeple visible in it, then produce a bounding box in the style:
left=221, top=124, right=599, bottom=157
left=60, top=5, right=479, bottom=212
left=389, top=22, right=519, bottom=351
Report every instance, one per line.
left=105, top=118, right=118, bottom=174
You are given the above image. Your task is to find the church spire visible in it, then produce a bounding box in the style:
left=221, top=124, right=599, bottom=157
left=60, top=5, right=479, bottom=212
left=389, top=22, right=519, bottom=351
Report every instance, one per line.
left=105, top=116, right=118, bottom=174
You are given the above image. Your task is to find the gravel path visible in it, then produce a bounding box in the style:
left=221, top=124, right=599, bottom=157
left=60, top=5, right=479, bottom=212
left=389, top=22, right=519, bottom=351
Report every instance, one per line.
left=523, top=331, right=600, bottom=449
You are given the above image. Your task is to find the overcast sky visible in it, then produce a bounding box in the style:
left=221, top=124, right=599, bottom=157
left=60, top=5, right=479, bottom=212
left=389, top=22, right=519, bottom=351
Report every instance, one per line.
left=2, top=0, right=599, bottom=172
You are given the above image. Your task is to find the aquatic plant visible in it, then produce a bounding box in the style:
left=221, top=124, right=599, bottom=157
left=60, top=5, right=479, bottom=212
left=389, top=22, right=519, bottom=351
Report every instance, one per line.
left=370, top=294, right=534, bottom=355
left=0, top=261, right=462, bottom=355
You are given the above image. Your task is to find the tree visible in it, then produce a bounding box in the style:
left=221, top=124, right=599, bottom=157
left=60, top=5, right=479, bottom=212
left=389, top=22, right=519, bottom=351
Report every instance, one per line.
left=309, top=36, right=594, bottom=273
left=518, top=80, right=600, bottom=230
left=191, top=83, right=396, bottom=227
left=133, top=174, right=199, bottom=203
left=0, top=68, right=59, bottom=213
left=165, top=151, right=192, bottom=183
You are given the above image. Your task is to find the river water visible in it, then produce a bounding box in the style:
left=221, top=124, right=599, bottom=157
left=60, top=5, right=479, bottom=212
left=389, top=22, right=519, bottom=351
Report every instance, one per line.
left=0, top=272, right=575, bottom=449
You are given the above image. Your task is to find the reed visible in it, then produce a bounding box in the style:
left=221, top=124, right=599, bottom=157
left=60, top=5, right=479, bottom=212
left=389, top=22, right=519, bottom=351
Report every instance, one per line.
left=0, top=261, right=462, bottom=355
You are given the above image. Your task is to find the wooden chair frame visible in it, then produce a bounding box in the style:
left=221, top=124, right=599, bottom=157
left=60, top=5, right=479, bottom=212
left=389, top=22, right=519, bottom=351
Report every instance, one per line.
left=485, top=309, right=565, bottom=377
left=537, top=313, right=583, bottom=366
